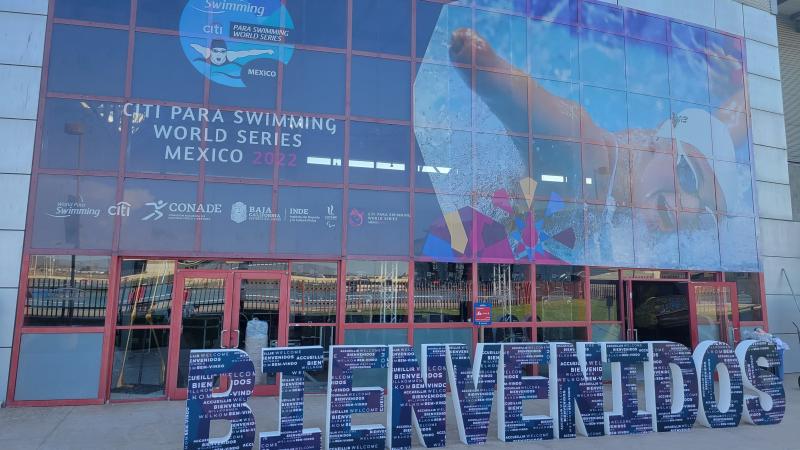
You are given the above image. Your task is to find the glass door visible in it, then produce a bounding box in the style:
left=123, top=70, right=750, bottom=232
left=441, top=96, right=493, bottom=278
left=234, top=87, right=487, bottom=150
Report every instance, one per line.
left=232, top=272, right=288, bottom=396
left=690, top=282, right=740, bottom=347
left=168, top=271, right=234, bottom=400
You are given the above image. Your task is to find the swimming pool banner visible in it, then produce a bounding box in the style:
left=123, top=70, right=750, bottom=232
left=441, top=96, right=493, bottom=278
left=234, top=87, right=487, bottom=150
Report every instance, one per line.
left=184, top=340, right=785, bottom=450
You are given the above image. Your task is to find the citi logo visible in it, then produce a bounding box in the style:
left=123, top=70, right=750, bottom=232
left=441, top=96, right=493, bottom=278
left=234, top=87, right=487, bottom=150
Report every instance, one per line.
left=108, top=202, right=132, bottom=217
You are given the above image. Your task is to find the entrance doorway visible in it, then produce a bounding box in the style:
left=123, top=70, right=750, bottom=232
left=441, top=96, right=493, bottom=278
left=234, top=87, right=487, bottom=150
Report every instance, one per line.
left=630, top=281, right=692, bottom=348
left=626, top=281, right=741, bottom=348
left=167, top=271, right=288, bottom=399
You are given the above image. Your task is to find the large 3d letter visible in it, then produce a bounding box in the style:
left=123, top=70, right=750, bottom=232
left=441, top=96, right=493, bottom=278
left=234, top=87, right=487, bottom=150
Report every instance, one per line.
left=498, top=343, right=553, bottom=442
left=735, top=340, right=786, bottom=426
left=184, top=349, right=257, bottom=450
left=551, top=343, right=605, bottom=439
left=260, top=346, right=324, bottom=450
left=693, top=341, right=743, bottom=428
left=387, top=345, right=448, bottom=450
left=326, top=346, right=388, bottom=450
left=602, top=342, right=653, bottom=435
left=446, top=343, right=501, bottom=445
left=645, top=342, right=699, bottom=432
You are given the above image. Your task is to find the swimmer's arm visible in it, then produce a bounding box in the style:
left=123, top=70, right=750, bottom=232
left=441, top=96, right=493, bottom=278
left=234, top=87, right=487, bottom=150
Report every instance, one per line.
left=227, top=48, right=275, bottom=62
left=190, top=43, right=211, bottom=59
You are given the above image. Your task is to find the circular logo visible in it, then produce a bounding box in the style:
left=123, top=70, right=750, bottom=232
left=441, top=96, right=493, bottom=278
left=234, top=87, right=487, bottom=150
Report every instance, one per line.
left=180, top=0, right=294, bottom=88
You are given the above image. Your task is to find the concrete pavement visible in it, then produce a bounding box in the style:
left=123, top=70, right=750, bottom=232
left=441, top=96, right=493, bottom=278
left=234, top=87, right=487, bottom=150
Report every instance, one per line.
left=0, top=381, right=798, bottom=450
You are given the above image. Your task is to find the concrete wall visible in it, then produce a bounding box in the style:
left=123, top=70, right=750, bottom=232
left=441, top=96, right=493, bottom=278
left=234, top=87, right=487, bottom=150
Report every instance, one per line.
left=0, top=0, right=47, bottom=405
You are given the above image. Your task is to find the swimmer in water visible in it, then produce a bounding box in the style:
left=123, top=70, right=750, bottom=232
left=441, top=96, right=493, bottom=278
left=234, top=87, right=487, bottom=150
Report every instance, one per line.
left=191, top=39, right=274, bottom=67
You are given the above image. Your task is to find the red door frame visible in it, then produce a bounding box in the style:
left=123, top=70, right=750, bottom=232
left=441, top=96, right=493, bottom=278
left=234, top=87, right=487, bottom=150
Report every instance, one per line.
left=687, top=282, right=740, bottom=348
left=232, top=271, right=289, bottom=397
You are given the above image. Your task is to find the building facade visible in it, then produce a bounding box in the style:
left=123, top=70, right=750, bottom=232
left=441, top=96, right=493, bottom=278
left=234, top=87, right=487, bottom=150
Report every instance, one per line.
left=0, top=0, right=795, bottom=406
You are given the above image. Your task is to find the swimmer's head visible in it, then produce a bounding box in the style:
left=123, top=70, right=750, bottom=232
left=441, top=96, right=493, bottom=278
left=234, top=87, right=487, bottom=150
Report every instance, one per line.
left=210, top=39, right=228, bottom=65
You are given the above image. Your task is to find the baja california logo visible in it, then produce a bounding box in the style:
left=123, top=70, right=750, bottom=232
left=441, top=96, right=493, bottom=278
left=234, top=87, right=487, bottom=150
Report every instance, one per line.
left=180, top=0, right=294, bottom=88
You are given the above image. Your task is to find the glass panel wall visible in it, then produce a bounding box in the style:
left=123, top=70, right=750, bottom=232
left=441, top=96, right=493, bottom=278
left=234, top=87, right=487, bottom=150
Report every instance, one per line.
left=536, top=265, right=586, bottom=322
left=346, top=261, right=409, bottom=323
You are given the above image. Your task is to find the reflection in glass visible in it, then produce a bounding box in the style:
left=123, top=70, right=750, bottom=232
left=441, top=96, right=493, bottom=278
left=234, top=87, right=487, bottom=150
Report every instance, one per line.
left=346, top=261, right=409, bottom=323
left=111, top=329, right=169, bottom=400
left=592, top=323, right=622, bottom=341
left=25, top=255, right=110, bottom=327
left=416, top=0, right=472, bottom=61
left=480, top=327, right=531, bottom=343
left=353, top=0, right=411, bottom=55
left=414, top=262, right=472, bottom=323
left=719, top=215, right=759, bottom=272
left=289, top=326, right=335, bottom=393
left=670, top=22, right=705, bottom=52
left=48, top=24, right=128, bottom=96
left=236, top=279, right=280, bottom=387
left=40, top=99, right=122, bottom=171
left=583, top=145, right=630, bottom=205
left=531, top=79, right=581, bottom=138
left=627, top=94, right=672, bottom=152
left=132, top=33, right=205, bottom=103
left=286, top=0, right=347, bottom=49
left=413, top=328, right=472, bottom=358
left=291, top=262, right=338, bottom=323
left=580, top=28, right=625, bottom=90
left=178, top=261, right=288, bottom=271
left=537, top=327, right=588, bottom=343
left=695, top=285, right=735, bottom=345
left=626, top=39, right=669, bottom=97
left=709, top=56, right=745, bottom=111
left=118, top=260, right=174, bottom=326
left=669, top=48, right=710, bottom=105
left=633, top=208, right=679, bottom=269
left=528, top=20, right=578, bottom=81
left=581, top=86, right=628, bottom=142
left=282, top=50, right=346, bottom=115
left=625, top=10, right=668, bottom=44
left=533, top=140, right=582, bottom=201
left=474, top=10, right=527, bottom=71
left=536, top=265, right=585, bottom=322
left=726, top=272, right=763, bottom=321
left=349, top=122, right=409, bottom=187
left=351, top=56, right=411, bottom=120
left=581, top=1, right=623, bottom=34
left=414, top=65, right=472, bottom=129
left=590, top=269, right=619, bottom=322
left=177, top=278, right=226, bottom=389
left=712, top=108, right=749, bottom=163
left=530, top=0, right=577, bottom=23
left=477, top=264, right=531, bottom=323
left=586, top=206, right=634, bottom=267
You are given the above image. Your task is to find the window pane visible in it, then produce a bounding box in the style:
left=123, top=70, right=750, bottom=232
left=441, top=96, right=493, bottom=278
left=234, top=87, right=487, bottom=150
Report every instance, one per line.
left=528, top=20, right=578, bottom=81
left=48, top=25, right=128, bottom=96
left=726, top=272, right=763, bottom=322
left=414, top=128, right=472, bottom=194
left=581, top=85, right=628, bottom=143
left=136, top=0, right=183, bottom=30
left=40, top=99, right=122, bottom=171
left=475, top=133, right=529, bottom=197
left=633, top=208, right=679, bottom=269
left=178, top=261, right=289, bottom=271
left=583, top=145, right=630, bottom=205
left=712, top=108, right=749, bottom=163
left=56, top=0, right=131, bottom=23
left=707, top=30, right=743, bottom=60
left=708, top=56, right=745, bottom=111
left=582, top=2, right=623, bottom=33
left=533, top=200, right=585, bottom=265
left=132, top=33, right=205, bottom=103
left=719, top=216, right=758, bottom=272
left=351, top=57, right=411, bottom=121
left=586, top=205, right=634, bottom=267
left=346, top=261, right=409, bottom=323
left=119, top=179, right=199, bottom=252
left=678, top=211, right=721, bottom=270
left=291, top=262, right=338, bottom=323
left=626, top=39, right=669, bottom=98
left=280, top=119, right=344, bottom=183
left=286, top=0, right=347, bottom=49
left=349, top=122, right=409, bottom=187
left=474, top=10, right=527, bottom=71
left=414, top=262, right=472, bottom=323
left=31, top=175, right=117, bottom=250
left=474, top=71, right=528, bottom=134
left=118, top=260, right=174, bottom=326
left=414, top=193, right=473, bottom=259
left=282, top=50, right=346, bottom=115
left=536, top=265, right=585, bottom=322
left=347, top=190, right=410, bottom=256
left=201, top=183, right=273, bottom=254
left=676, top=155, right=717, bottom=212
left=715, top=161, right=754, bottom=216
left=580, top=29, right=625, bottom=90
left=416, top=1, right=472, bottom=61
left=177, top=278, right=228, bottom=389
left=25, top=256, right=110, bottom=327
left=413, top=327, right=472, bottom=358
left=352, top=0, right=411, bottom=55
left=631, top=151, right=676, bottom=209
left=590, top=269, right=619, bottom=322
left=533, top=139, right=582, bottom=201
left=670, top=22, right=706, bottom=52
left=414, top=64, right=472, bottom=129
left=344, top=328, right=407, bottom=388
left=531, top=79, right=580, bottom=139
left=480, top=327, right=532, bottom=344
left=15, top=333, right=103, bottom=401
left=111, top=329, right=170, bottom=400
left=276, top=187, right=343, bottom=255
left=530, top=0, right=577, bottom=23
left=476, top=195, right=535, bottom=261
left=288, top=326, right=335, bottom=393
left=477, top=264, right=531, bottom=323
left=627, top=94, right=672, bottom=152
left=625, top=10, right=667, bottom=44
left=591, top=324, right=622, bottom=341
left=537, top=327, right=588, bottom=343
left=669, top=48, right=710, bottom=105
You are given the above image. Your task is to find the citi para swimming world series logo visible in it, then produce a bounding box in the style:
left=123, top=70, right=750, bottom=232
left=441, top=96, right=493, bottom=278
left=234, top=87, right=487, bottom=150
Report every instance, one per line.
left=180, top=0, right=295, bottom=88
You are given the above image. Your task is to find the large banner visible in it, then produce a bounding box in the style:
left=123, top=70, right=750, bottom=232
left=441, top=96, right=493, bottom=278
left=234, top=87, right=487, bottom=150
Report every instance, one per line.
left=184, top=340, right=785, bottom=450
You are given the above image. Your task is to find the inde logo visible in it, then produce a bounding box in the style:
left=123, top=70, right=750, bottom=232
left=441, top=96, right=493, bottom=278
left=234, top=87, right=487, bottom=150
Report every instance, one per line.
left=180, top=0, right=294, bottom=88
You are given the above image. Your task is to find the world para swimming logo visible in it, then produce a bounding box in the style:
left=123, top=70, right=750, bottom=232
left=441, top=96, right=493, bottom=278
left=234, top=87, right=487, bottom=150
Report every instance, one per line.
left=180, top=0, right=295, bottom=88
